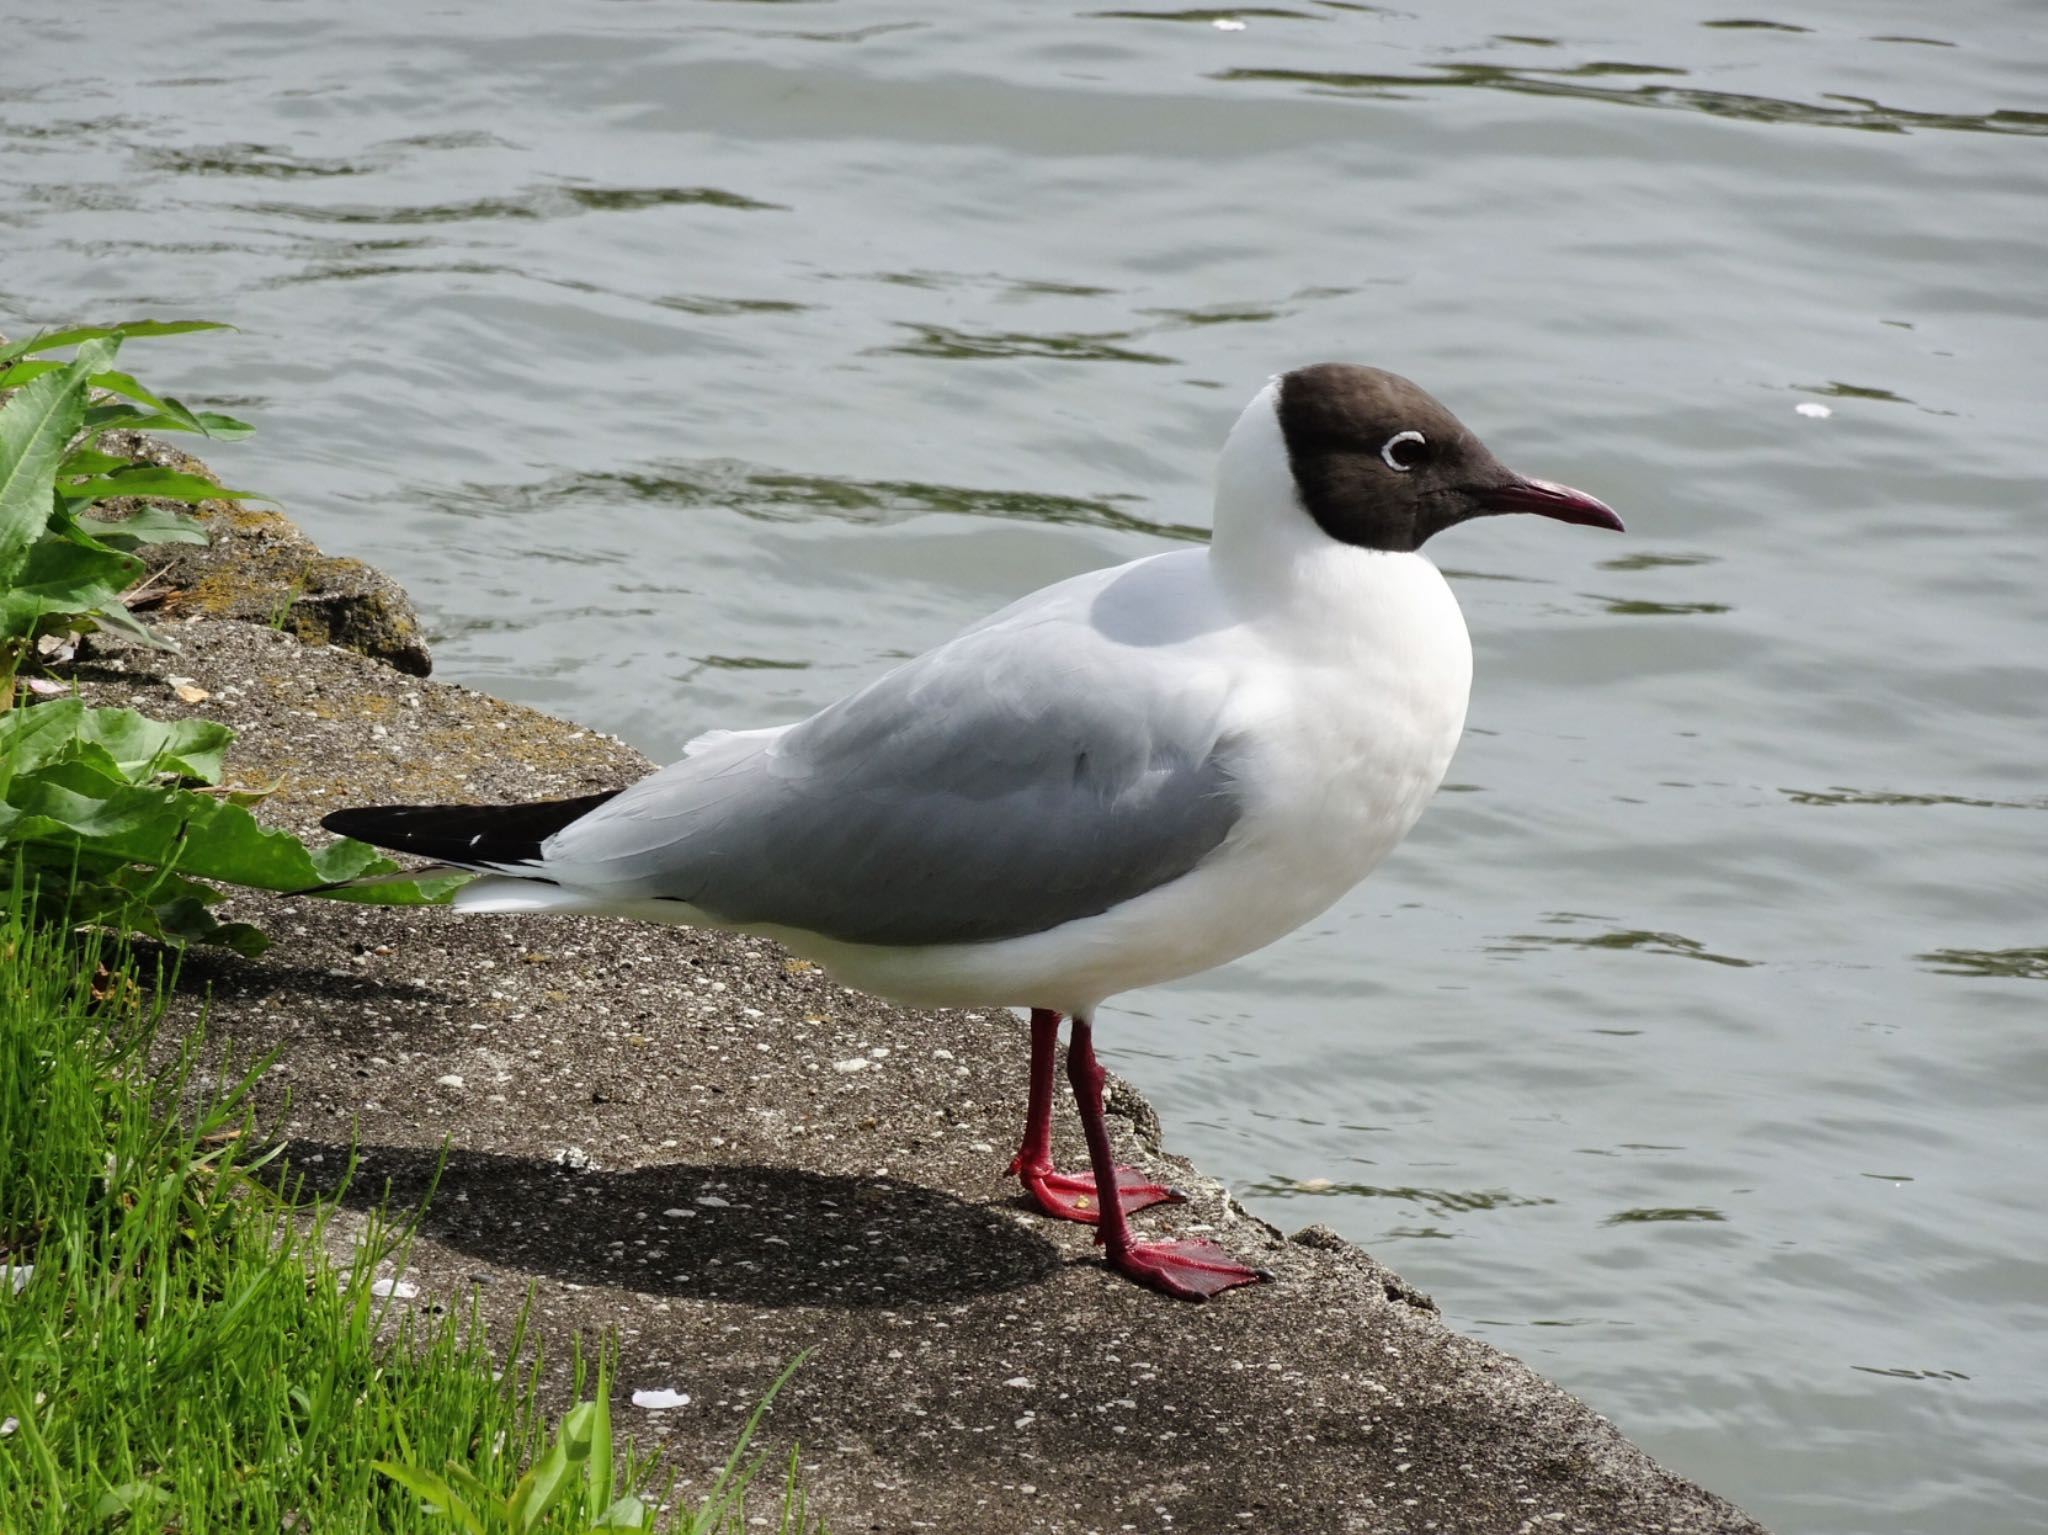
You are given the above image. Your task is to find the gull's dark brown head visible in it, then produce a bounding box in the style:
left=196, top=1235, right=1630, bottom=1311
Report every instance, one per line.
left=1275, top=363, right=1623, bottom=553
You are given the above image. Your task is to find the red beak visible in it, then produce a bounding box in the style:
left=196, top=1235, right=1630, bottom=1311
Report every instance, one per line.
left=1482, top=475, right=1625, bottom=532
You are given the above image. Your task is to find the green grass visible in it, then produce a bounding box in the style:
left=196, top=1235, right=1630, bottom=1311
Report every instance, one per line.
left=0, top=895, right=824, bottom=1532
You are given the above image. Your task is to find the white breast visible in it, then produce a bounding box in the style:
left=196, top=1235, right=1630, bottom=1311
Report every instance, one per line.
left=1220, top=548, right=1472, bottom=935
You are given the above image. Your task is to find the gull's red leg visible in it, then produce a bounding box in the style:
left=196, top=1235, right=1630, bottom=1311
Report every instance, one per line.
left=1008, top=1008, right=1181, bottom=1223
left=1065, top=1013, right=1270, bottom=1301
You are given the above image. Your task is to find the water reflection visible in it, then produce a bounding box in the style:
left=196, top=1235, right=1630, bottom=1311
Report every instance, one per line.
left=1599, top=552, right=1718, bottom=572
left=1700, top=20, right=1812, bottom=34
left=430, top=460, right=1210, bottom=541
left=1218, top=61, right=2048, bottom=137
left=1090, top=7, right=1327, bottom=21
left=1490, top=924, right=1759, bottom=968
left=653, top=293, right=810, bottom=316
left=238, top=184, right=784, bottom=226
left=1799, top=381, right=1917, bottom=405
left=1246, top=1179, right=1559, bottom=1214
left=878, top=323, right=1178, bottom=365
left=1916, top=948, right=2048, bottom=981
left=1589, top=595, right=1732, bottom=616
left=139, top=143, right=367, bottom=178
left=1782, top=787, right=2048, bottom=810
left=1605, top=1207, right=1728, bottom=1225
left=1852, top=1366, right=1971, bottom=1381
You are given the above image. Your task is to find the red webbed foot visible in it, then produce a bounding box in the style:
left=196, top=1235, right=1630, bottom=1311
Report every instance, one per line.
left=1105, top=1235, right=1273, bottom=1302
left=1011, top=1157, right=1184, bottom=1223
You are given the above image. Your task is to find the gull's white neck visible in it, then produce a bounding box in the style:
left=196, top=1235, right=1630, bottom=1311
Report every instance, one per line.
left=1206, top=380, right=1464, bottom=665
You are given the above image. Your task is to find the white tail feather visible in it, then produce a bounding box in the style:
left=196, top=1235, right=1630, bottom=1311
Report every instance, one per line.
left=452, top=877, right=598, bottom=915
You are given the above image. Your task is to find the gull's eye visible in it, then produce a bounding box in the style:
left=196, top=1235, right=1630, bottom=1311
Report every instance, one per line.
left=1380, top=430, right=1427, bottom=472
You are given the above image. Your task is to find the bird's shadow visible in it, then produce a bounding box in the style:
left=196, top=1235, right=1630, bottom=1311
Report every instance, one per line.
left=165, top=946, right=456, bottom=1011
left=282, top=1141, right=1064, bottom=1309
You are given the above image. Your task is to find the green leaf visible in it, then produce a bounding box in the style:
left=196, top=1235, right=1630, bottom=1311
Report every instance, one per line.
left=0, top=318, right=234, bottom=366
left=191, top=409, right=256, bottom=440
left=0, top=360, right=65, bottom=389
left=0, top=534, right=141, bottom=642
left=441, top=1460, right=506, bottom=1515
left=92, top=1480, right=171, bottom=1521
left=585, top=1381, right=615, bottom=1518
left=55, top=446, right=135, bottom=476
left=0, top=697, right=91, bottom=773
left=317, top=865, right=472, bottom=906
left=79, top=404, right=257, bottom=443
left=85, top=597, right=178, bottom=651
left=0, top=337, right=118, bottom=581
left=0, top=697, right=231, bottom=785
left=0, top=329, right=116, bottom=366
left=373, top=1461, right=489, bottom=1535
left=591, top=1493, right=651, bottom=1530
left=0, top=755, right=393, bottom=891
left=73, top=504, right=211, bottom=550
left=68, top=408, right=253, bottom=444
left=57, top=466, right=264, bottom=506
left=87, top=370, right=207, bottom=434
left=514, top=1401, right=599, bottom=1533
left=94, top=1476, right=177, bottom=1520
left=155, top=893, right=263, bottom=951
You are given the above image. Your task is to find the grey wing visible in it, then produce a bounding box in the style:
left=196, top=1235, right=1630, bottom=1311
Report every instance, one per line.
left=542, top=631, right=1243, bottom=947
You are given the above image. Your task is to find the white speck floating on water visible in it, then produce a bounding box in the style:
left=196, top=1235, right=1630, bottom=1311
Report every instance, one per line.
left=1212, top=17, right=1248, bottom=30
left=631, top=1387, right=689, bottom=1410
left=1795, top=402, right=1833, bottom=418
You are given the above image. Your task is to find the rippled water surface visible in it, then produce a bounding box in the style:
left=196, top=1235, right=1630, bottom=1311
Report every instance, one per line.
left=7, top=4, right=2046, bottom=1528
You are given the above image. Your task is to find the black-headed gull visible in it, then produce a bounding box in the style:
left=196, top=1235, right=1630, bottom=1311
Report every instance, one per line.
left=324, top=364, right=1622, bottom=1300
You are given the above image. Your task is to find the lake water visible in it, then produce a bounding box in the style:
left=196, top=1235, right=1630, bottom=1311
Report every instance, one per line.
left=6, top=3, right=2045, bottom=1528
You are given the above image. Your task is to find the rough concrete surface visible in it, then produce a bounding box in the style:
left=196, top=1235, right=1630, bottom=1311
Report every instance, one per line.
left=52, top=505, right=1767, bottom=1534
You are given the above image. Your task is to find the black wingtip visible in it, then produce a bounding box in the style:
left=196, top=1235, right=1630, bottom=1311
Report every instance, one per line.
left=319, top=790, right=622, bottom=868
left=320, top=807, right=389, bottom=841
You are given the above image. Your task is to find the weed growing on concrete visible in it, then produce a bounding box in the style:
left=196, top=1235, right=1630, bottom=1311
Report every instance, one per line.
left=0, top=321, right=456, bottom=948
left=0, top=320, right=259, bottom=690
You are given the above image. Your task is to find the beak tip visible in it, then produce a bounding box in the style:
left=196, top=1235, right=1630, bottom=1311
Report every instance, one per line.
left=1503, top=476, right=1624, bottom=534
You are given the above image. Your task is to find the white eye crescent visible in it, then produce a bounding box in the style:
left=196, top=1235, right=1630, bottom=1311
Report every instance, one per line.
left=1380, top=430, right=1427, bottom=472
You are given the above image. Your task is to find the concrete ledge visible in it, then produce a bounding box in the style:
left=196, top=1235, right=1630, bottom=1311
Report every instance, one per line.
left=63, top=503, right=1767, bottom=1534
left=104, top=428, right=433, bottom=676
